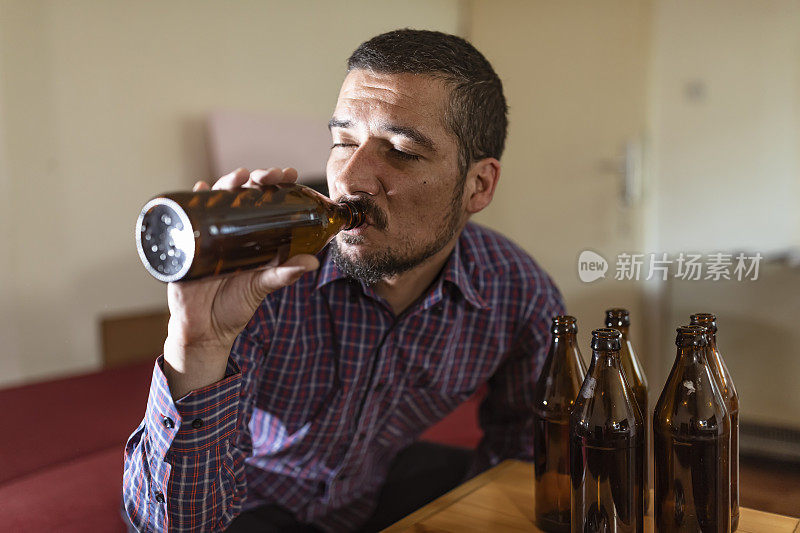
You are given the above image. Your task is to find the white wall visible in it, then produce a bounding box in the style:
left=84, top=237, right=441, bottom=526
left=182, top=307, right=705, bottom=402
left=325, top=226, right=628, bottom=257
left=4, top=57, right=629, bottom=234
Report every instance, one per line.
left=3, top=0, right=799, bottom=390
left=648, top=0, right=800, bottom=255
left=469, top=0, right=653, bottom=357
left=469, top=0, right=800, bottom=421
left=0, top=0, right=461, bottom=386
left=0, top=21, right=21, bottom=382
left=645, top=0, right=800, bottom=433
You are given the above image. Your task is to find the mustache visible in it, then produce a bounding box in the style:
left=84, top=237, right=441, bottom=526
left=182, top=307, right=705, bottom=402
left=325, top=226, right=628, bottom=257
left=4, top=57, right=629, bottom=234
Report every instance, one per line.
left=337, top=195, right=388, bottom=231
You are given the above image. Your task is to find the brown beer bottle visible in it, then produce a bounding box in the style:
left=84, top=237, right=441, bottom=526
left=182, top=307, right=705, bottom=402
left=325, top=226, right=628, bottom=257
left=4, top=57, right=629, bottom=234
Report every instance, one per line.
left=570, top=328, right=644, bottom=533
left=604, top=308, right=649, bottom=512
left=135, top=183, right=364, bottom=282
left=654, top=326, right=731, bottom=533
left=533, top=315, right=588, bottom=532
left=690, top=313, right=739, bottom=531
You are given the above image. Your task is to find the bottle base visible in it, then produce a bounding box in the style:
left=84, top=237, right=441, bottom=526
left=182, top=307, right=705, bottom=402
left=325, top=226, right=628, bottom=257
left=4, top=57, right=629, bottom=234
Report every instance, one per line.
left=535, top=512, right=570, bottom=533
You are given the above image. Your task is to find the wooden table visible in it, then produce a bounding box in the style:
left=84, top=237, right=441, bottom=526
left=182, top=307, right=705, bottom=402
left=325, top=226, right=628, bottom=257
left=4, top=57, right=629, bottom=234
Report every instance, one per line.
left=384, top=460, right=800, bottom=532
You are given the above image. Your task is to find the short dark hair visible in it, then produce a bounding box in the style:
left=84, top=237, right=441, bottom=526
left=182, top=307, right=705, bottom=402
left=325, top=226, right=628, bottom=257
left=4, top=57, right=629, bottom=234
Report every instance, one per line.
left=347, top=29, right=508, bottom=177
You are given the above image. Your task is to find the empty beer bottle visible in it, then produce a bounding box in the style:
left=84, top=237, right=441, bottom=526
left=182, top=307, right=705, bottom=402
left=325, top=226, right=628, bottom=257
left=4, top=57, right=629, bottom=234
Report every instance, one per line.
left=605, top=308, right=649, bottom=512
left=654, top=325, right=731, bottom=533
left=691, top=313, right=739, bottom=531
left=533, top=315, right=588, bottom=532
left=570, top=328, right=644, bottom=533
left=135, top=183, right=365, bottom=282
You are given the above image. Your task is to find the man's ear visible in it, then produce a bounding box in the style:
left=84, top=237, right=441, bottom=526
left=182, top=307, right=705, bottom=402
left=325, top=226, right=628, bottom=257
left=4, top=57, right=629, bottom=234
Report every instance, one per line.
left=464, top=158, right=501, bottom=214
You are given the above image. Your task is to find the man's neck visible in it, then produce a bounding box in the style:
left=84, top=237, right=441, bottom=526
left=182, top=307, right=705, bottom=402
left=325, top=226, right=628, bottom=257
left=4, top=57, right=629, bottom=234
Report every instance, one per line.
left=373, top=232, right=462, bottom=316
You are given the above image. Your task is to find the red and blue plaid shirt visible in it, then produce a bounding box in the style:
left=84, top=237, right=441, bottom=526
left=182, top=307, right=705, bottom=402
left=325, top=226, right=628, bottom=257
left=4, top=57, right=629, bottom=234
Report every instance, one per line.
left=123, top=222, right=564, bottom=532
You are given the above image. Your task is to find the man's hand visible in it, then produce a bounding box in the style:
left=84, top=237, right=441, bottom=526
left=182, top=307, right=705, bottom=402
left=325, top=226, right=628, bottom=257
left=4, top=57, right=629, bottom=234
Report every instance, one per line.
left=163, top=167, right=320, bottom=399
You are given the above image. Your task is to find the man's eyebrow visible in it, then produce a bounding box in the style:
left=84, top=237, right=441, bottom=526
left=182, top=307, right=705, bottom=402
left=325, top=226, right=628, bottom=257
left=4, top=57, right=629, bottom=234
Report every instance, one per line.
left=383, top=124, right=436, bottom=152
left=328, top=118, right=351, bottom=130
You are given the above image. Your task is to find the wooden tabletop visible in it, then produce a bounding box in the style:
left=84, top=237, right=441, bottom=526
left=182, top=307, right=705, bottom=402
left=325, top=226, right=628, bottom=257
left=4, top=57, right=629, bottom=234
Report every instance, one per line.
left=384, top=460, right=800, bottom=532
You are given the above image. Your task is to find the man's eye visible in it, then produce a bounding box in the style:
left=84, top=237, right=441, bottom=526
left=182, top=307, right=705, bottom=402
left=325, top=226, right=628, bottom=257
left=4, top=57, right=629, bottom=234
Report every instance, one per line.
left=390, top=148, right=421, bottom=161
left=331, top=143, right=357, bottom=149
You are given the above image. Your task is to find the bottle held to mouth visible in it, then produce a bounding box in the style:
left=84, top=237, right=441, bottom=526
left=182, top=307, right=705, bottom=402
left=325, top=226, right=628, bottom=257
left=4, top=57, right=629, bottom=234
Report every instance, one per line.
left=135, top=183, right=365, bottom=282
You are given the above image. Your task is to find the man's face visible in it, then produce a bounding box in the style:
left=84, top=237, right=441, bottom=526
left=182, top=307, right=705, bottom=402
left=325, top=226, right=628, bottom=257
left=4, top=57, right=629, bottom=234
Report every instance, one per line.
left=326, top=69, right=466, bottom=285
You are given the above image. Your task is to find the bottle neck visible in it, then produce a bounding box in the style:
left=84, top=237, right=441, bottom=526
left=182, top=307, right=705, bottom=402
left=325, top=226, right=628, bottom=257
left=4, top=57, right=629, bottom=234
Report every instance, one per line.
left=676, top=345, right=706, bottom=367
left=705, top=331, right=718, bottom=351
left=553, top=332, right=578, bottom=349
left=592, top=349, right=622, bottom=370
left=336, top=201, right=365, bottom=230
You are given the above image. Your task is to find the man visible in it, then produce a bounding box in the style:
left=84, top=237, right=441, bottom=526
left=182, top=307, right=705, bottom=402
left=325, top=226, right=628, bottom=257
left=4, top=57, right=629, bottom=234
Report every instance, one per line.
left=124, top=29, right=564, bottom=532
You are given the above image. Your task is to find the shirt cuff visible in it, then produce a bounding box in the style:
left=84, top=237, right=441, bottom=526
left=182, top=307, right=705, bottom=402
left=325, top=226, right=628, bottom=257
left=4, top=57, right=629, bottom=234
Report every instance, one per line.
left=145, top=355, right=242, bottom=458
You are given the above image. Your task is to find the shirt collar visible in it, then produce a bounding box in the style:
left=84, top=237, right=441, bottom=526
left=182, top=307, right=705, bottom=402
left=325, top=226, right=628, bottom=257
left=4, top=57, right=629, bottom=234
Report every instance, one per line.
left=315, top=232, right=490, bottom=310
left=439, top=235, right=490, bottom=309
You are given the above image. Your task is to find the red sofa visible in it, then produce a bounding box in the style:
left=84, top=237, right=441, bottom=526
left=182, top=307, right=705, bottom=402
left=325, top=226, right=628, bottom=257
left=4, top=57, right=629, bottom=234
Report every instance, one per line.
left=0, top=361, right=483, bottom=532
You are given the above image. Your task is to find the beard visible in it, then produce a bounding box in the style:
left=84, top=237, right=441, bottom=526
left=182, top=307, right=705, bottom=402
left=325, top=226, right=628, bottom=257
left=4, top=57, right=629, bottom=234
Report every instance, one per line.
left=330, top=177, right=466, bottom=286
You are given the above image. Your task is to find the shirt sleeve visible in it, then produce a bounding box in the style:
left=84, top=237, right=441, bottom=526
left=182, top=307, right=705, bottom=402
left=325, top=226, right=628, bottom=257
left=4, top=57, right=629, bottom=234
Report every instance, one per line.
left=470, top=281, right=565, bottom=476
left=123, top=328, right=268, bottom=532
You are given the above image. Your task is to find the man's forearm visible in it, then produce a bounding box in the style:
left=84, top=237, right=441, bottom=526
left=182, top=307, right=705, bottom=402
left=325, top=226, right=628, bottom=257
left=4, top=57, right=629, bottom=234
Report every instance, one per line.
left=123, top=356, right=247, bottom=532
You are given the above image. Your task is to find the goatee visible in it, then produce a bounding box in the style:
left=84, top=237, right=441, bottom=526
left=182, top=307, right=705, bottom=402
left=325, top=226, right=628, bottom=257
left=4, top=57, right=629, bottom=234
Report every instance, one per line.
left=330, top=179, right=465, bottom=286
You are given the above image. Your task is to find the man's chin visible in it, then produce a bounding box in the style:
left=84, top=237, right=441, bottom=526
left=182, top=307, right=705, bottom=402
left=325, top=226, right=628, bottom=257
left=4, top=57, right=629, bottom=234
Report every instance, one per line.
left=330, top=239, right=384, bottom=286
left=331, top=236, right=367, bottom=263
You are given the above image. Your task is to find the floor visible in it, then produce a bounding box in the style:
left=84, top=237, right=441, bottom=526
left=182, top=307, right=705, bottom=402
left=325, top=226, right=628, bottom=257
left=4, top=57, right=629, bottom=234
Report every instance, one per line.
left=740, top=455, right=800, bottom=518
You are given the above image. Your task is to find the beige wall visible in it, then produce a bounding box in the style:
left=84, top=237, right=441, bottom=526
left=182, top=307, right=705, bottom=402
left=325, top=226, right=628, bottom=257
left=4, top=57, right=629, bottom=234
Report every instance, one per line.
left=0, top=0, right=461, bottom=386
left=649, top=0, right=800, bottom=254
left=469, top=0, right=800, bottom=426
left=0, top=30, right=21, bottom=382
left=2, top=0, right=798, bottom=394
left=469, top=0, right=653, bottom=359
left=647, top=0, right=800, bottom=427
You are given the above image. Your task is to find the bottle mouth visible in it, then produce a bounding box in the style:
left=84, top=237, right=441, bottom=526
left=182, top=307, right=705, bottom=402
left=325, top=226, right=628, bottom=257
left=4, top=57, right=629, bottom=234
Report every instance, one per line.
left=340, top=201, right=366, bottom=230
left=591, top=328, right=622, bottom=351
left=675, top=325, right=708, bottom=347
left=604, top=308, right=630, bottom=327
left=689, top=312, right=717, bottom=333
left=135, top=197, right=195, bottom=283
left=551, top=315, right=578, bottom=334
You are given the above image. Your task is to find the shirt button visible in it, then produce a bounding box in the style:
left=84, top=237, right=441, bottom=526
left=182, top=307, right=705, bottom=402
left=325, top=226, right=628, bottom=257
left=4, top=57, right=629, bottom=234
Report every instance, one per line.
left=191, top=418, right=204, bottom=429
left=162, top=417, right=174, bottom=429
left=155, top=492, right=165, bottom=504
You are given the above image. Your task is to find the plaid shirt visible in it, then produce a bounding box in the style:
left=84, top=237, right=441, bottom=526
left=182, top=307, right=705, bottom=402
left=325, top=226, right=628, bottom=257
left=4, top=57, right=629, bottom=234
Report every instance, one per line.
left=123, top=222, right=564, bottom=532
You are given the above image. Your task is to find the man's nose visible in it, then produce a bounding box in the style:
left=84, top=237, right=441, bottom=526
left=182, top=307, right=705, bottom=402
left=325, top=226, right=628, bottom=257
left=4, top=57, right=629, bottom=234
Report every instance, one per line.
left=330, top=143, right=383, bottom=198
